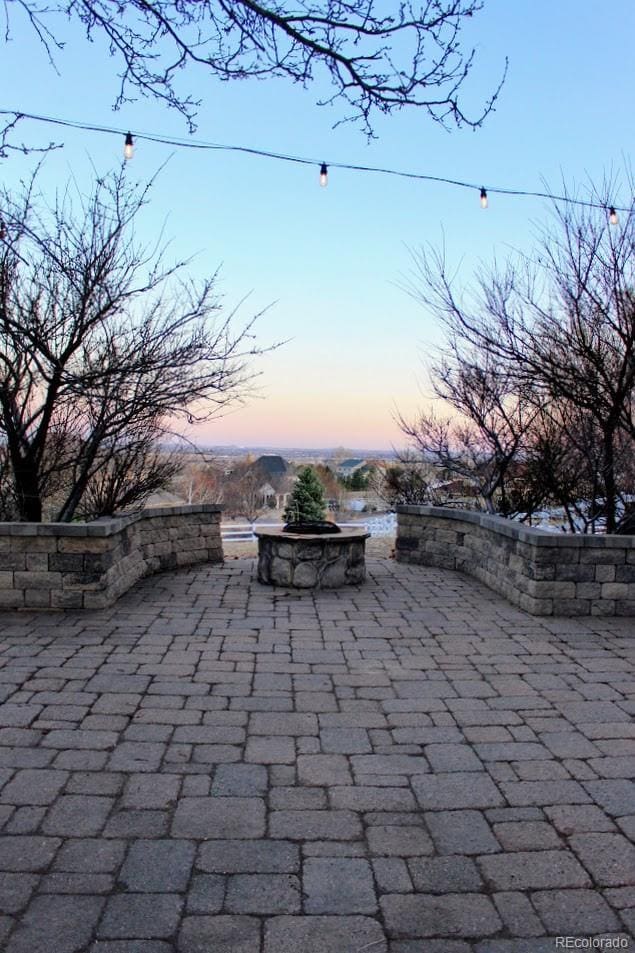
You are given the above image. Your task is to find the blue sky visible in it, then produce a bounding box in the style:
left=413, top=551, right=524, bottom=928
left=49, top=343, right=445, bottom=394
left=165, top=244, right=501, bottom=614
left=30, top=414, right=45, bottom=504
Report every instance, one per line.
left=1, top=0, right=634, bottom=449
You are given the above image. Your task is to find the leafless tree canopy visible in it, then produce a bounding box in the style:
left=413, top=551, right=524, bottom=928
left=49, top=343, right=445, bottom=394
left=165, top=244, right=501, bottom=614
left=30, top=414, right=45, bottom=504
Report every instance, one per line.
left=401, top=179, right=635, bottom=532
left=0, top=168, right=271, bottom=522
left=3, top=0, right=505, bottom=136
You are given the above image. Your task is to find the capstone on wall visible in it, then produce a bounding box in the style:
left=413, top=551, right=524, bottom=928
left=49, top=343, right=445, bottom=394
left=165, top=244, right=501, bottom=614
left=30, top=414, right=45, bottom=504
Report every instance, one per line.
left=397, top=505, right=635, bottom=617
left=0, top=504, right=222, bottom=610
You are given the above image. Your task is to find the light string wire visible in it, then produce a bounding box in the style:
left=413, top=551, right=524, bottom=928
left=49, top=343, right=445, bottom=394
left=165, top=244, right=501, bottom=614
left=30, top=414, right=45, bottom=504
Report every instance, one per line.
left=1, top=108, right=631, bottom=213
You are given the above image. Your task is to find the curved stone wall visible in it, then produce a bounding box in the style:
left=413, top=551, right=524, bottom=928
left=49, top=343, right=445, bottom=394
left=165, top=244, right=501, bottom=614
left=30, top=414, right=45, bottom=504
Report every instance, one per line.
left=256, top=528, right=369, bottom=588
left=396, top=505, right=635, bottom=617
left=0, top=504, right=222, bottom=610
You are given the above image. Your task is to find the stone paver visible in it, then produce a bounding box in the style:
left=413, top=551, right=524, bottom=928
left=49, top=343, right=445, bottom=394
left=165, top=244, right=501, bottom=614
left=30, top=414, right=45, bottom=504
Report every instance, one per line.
left=0, top=556, right=633, bottom=949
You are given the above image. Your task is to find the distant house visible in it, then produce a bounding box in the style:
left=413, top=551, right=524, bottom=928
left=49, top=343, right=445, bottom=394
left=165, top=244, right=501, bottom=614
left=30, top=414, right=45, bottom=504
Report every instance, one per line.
left=336, top=458, right=366, bottom=476
left=254, top=455, right=289, bottom=480
left=250, top=455, right=292, bottom=509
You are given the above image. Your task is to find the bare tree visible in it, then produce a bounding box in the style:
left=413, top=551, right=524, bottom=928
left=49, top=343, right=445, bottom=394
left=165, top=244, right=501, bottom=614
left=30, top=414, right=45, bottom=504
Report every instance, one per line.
left=372, top=452, right=432, bottom=507
left=405, top=182, right=635, bottom=531
left=219, top=459, right=268, bottom=522
left=398, top=347, right=536, bottom=514
left=0, top=167, right=271, bottom=522
left=3, top=1, right=506, bottom=138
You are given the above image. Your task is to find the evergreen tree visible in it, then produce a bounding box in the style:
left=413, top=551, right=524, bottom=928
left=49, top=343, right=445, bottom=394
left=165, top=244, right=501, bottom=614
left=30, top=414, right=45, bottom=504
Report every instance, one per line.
left=284, top=467, right=326, bottom=524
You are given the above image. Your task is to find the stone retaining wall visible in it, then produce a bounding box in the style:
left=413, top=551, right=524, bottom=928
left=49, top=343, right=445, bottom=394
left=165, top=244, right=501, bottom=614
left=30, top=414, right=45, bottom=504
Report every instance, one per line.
left=397, top=505, right=635, bottom=617
left=0, top=504, right=222, bottom=610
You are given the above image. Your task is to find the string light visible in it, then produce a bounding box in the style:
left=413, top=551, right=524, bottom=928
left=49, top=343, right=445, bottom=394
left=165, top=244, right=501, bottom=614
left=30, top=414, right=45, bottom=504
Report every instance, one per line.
left=0, top=109, right=631, bottom=216
left=319, top=163, right=328, bottom=187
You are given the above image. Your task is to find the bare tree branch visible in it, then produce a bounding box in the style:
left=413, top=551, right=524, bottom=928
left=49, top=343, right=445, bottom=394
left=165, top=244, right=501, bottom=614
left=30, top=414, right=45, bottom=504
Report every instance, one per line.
left=4, top=0, right=506, bottom=136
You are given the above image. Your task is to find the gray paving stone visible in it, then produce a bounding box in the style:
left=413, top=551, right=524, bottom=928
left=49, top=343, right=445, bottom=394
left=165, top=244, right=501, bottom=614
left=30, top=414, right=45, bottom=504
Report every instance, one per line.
left=351, top=754, right=429, bottom=775
left=250, top=712, right=317, bottom=735
left=303, top=858, right=377, bottom=913
left=6, top=805, right=46, bottom=833
left=568, top=832, right=635, bottom=886
left=328, top=785, right=416, bottom=812
left=185, top=874, right=225, bottom=914
left=5, top=895, right=104, bottom=953
left=408, top=856, right=483, bottom=893
left=425, top=743, right=484, bottom=771
left=544, top=803, right=617, bottom=834
left=269, top=786, right=327, bottom=810
left=372, top=857, right=413, bottom=893
left=225, top=873, right=300, bottom=913
left=297, top=754, right=352, bottom=785
left=2, top=835, right=61, bottom=871
left=119, top=840, right=195, bottom=891
left=0, top=769, right=67, bottom=805
left=42, top=795, right=114, bottom=835
left=178, top=915, right=260, bottom=953
left=583, top=779, right=635, bottom=815
left=103, top=809, right=169, bottom=838
left=541, top=731, right=601, bottom=758
left=381, top=892, right=502, bottom=938
left=492, top=892, right=545, bottom=937
left=91, top=943, right=173, bottom=953
left=264, top=915, right=387, bottom=953
left=319, top=727, right=372, bottom=753
left=53, top=839, right=125, bottom=872
left=121, top=774, right=181, bottom=809
left=478, top=850, right=592, bottom=890
left=413, top=773, right=504, bottom=810
left=425, top=810, right=500, bottom=855
left=532, top=889, right=621, bottom=933
left=270, top=809, right=362, bottom=841
left=38, top=867, right=111, bottom=890
left=390, top=943, right=472, bottom=953
left=492, top=821, right=562, bottom=850
left=197, top=839, right=299, bottom=873
left=244, top=736, right=295, bottom=764
left=498, top=780, right=590, bottom=806
left=172, top=797, right=266, bottom=839
left=107, top=743, right=165, bottom=773
left=0, top=873, right=39, bottom=914
left=211, top=763, right=267, bottom=796
left=367, top=825, right=434, bottom=856
left=98, top=894, right=183, bottom=939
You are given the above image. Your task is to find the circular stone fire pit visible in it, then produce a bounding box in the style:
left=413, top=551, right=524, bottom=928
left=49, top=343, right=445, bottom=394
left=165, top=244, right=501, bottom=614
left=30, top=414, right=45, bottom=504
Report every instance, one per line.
left=255, top=527, right=369, bottom=588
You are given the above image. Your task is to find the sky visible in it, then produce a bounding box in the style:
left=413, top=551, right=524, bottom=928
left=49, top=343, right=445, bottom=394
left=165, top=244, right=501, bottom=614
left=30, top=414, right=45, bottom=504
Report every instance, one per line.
left=1, top=1, right=634, bottom=450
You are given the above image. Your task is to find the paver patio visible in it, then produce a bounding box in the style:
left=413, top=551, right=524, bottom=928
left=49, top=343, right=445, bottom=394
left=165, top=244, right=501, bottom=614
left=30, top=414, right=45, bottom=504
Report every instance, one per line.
left=0, top=556, right=633, bottom=952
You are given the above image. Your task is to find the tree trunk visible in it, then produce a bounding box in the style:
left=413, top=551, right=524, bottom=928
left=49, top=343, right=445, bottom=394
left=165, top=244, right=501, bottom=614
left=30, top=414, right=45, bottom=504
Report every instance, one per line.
left=603, top=430, right=617, bottom=534
left=14, top=462, right=42, bottom=522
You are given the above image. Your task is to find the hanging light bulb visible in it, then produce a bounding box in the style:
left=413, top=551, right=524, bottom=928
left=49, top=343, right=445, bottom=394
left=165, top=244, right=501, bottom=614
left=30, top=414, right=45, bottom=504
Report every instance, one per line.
left=480, top=187, right=488, bottom=209
left=609, top=206, right=619, bottom=226
left=124, top=132, right=134, bottom=161
left=319, top=163, right=328, bottom=188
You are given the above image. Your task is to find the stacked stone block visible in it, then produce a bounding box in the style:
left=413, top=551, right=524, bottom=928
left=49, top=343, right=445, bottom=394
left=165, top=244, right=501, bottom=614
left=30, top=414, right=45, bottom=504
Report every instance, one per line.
left=0, top=504, right=222, bottom=610
left=396, top=505, right=635, bottom=616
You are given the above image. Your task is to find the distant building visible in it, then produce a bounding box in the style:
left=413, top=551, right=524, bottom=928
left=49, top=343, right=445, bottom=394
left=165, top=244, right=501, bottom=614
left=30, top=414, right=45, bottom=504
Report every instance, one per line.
left=336, top=458, right=366, bottom=476
left=253, top=455, right=289, bottom=480
left=250, top=455, right=292, bottom=509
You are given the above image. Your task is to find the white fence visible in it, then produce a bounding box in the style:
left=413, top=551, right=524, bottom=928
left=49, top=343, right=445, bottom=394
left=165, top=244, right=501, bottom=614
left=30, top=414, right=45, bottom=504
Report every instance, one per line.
left=221, top=512, right=397, bottom=542
left=221, top=521, right=363, bottom=542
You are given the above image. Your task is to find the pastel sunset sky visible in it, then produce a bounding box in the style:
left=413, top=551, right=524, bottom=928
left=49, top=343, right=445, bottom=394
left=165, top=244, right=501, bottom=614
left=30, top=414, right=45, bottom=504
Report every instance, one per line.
left=2, top=1, right=634, bottom=449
